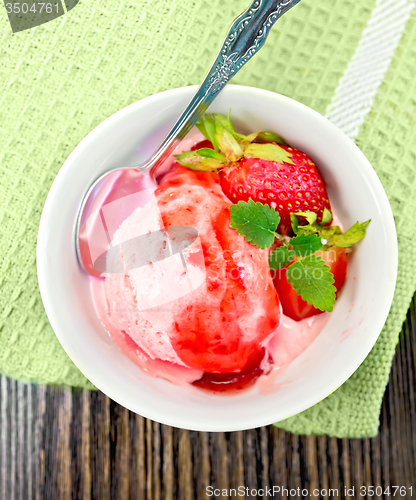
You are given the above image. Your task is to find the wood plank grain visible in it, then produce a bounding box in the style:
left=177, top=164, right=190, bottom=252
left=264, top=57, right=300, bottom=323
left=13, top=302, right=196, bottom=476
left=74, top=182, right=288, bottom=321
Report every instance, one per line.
left=209, top=432, right=229, bottom=494
left=54, top=387, right=72, bottom=500
left=270, top=426, right=288, bottom=493
left=340, top=438, right=351, bottom=495
left=259, top=427, right=270, bottom=491
left=193, top=431, right=210, bottom=500
left=69, top=389, right=82, bottom=499
left=317, top=436, right=329, bottom=499
left=369, top=435, right=382, bottom=499
left=379, top=402, right=391, bottom=490
left=328, top=438, right=341, bottom=495
left=288, top=432, right=301, bottom=494
left=152, top=421, right=161, bottom=500
left=243, top=429, right=258, bottom=496
left=10, top=380, right=16, bottom=500
left=1, top=375, right=10, bottom=500
left=17, top=383, right=27, bottom=500
left=162, top=425, right=174, bottom=500
left=304, top=436, right=319, bottom=493
left=177, top=428, right=193, bottom=500
left=35, top=385, right=46, bottom=500
left=0, top=294, right=414, bottom=499
left=129, top=413, right=146, bottom=500
left=29, top=385, right=38, bottom=500
left=145, top=417, right=153, bottom=499
left=89, top=391, right=110, bottom=500
left=110, top=402, right=129, bottom=500
left=81, top=390, right=91, bottom=500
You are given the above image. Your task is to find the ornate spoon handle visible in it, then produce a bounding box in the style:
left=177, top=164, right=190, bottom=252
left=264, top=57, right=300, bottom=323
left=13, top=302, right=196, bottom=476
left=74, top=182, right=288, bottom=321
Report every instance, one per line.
left=145, top=0, right=301, bottom=174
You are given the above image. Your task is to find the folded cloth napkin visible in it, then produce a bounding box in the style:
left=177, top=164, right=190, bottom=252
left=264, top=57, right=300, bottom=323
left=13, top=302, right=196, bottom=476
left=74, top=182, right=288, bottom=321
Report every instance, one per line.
left=1, top=0, right=415, bottom=437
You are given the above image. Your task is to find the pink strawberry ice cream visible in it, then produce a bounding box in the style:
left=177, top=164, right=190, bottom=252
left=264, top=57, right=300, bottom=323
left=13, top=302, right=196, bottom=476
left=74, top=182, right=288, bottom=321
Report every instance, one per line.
left=98, top=164, right=281, bottom=376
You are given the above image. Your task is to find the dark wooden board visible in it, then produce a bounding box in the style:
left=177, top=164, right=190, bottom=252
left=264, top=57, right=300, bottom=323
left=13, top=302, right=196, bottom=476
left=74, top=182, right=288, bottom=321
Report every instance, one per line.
left=0, top=295, right=415, bottom=499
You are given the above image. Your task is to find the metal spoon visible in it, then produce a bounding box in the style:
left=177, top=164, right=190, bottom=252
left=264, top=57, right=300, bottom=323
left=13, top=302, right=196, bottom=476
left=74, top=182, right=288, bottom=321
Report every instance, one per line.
left=76, top=0, right=301, bottom=276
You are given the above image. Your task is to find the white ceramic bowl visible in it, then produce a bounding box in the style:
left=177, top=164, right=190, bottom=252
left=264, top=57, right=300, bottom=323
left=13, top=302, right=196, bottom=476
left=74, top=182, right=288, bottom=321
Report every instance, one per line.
left=37, top=85, right=397, bottom=431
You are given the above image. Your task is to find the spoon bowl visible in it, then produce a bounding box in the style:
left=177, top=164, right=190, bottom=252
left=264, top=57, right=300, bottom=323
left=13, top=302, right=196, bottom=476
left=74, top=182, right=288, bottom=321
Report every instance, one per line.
left=77, top=169, right=156, bottom=277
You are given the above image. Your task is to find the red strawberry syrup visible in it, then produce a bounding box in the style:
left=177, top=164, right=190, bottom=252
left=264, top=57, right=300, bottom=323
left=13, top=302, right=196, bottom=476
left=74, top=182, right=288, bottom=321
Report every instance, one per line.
left=192, top=347, right=269, bottom=392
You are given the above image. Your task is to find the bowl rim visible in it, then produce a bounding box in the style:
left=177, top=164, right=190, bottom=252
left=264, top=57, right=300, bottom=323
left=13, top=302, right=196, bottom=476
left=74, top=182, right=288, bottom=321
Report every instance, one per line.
left=37, top=84, right=398, bottom=431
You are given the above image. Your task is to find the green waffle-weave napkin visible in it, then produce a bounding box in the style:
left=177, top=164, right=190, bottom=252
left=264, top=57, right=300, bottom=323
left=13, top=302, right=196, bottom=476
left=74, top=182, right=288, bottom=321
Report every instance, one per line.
left=1, top=0, right=415, bottom=438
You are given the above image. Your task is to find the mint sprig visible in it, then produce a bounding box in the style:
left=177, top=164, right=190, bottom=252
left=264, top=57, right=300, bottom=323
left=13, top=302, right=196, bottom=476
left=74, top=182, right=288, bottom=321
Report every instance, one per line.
left=320, top=220, right=371, bottom=247
left=291, top=210, right=371, bottom=249
left=231, top=201, right=338, bottom=312
left=269, top=232, right=323, bottom=269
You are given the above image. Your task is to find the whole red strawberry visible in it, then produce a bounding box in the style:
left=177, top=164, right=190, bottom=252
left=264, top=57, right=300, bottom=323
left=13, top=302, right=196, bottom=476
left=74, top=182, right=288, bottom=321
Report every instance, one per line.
left=175, top=114, right=332, bottom=234
left=221, top=146, right=331, bottom=234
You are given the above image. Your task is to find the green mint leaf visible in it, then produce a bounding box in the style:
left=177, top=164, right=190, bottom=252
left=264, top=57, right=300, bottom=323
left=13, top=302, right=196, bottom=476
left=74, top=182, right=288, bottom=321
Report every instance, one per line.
left=174, top=149, right=225, bottom=171
left=196, top=115, right=220, bottom=151
left=290, top=233, right=323, bottom=257
left=269, top=246, right=295, bottom=270
left=230, top=200, right=280, bottom=249
left=321, top=208, right=332, bottom=224
left=244, top=143, right=295, bottom=164
left=294, top=211, right=317, bottom=225
left=287, top=255, right=336, bottom=312
left=247, top=131, right=289, bottom=146
left=321, top=220, right=371, bottom=248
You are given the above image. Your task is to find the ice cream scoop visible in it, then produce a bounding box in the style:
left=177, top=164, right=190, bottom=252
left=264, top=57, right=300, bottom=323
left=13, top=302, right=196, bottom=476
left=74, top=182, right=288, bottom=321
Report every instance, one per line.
left=75, top=0, right=301, bottom=277
left=97, top=165, right=281, bottom=377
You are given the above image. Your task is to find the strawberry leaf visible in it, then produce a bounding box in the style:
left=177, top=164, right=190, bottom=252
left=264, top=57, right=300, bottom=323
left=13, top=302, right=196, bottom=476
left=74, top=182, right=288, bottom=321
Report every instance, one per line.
left=196, top=115, right=219, bottom=151
left=230, top=200, right=280, bottom=249
left=215, top=122, right=244, bottom=162
left=174, top=149, right=226, bottom=171
left=290, top=233, right=323, bottom=257
left=321, top=220, right=371, bottom=248
left=294, top=211, right=317, bottom=225
left=290, top=215, right=319, bottom=236
left=290, top=214, right=300, bottom=234
left=291, top=211, right=320, bottom=235
left=287, top=255, right=336, bottom=312
left=244, top=143, right=295, bottom=165
left=269, top=246, right=294, bottom=270
left=213, top=113, right=248, bottom=142
left=194, top=148, right=226, bottom=160
left=247, top=131, right=289, bottom=146
left=321, top=208, right=332, bottom=224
